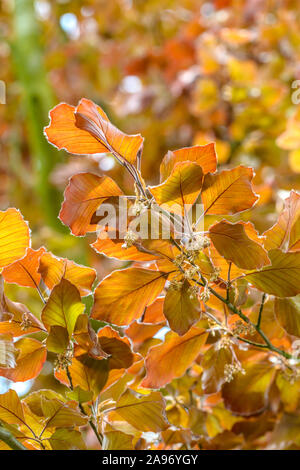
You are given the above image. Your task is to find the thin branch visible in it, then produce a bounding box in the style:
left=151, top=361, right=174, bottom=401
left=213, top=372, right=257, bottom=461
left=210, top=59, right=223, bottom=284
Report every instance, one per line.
left=66, top=365, right=103, bottom=448
left=0, top=425, right=28, bottom=450
left=257, top=293, right=267, bottom=329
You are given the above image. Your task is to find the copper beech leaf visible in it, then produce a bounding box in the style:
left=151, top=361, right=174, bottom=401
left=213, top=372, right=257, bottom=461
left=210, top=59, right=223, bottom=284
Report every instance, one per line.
left=141, top=327, right=208, bottom=389
left=0, top=389, right=26, bottom=426
left=0, top=208, right=30, bottom=268
left=55, top=354, right=109, bottom=397
left=149, top=162, right=203, bottom=215
left=263, top=191, right=300, bottom=252
left=0, top=294, right=45, bottom=337
left=40, top=397, right=87, bottom=429
left=97, top=326, right=134, bottom=370
left=202, top=166, right=258, bottom=215
left=0, top=338, right=46, bottom=382
left=274, top=295, right=300, bottom=337
left=222, top=361, right=276, bottom=416
left=49, top=428, right=86, bottom=450
left=241, top=249, right=300, bottom=297
left=91, top=268, right=167, bottom=326
left=201, top=345, right=233, bottom=395
left=92, top=232, right=157, bottom=262
left=45, top=98, right=144, bottom=164
left=160, top=143, right=217, bottom=182
left=59, top=172, right=123, bottom=236
left=102, top=429, right=133, bottom=450
left=38, top=252, right=96, bottom=296
left=113, top=390, right=168, bottom=432
left=163, top=280, right=201, bottom=335
left=42, top=279, right=85, bottom=338
left=209, top=220, right=270, bottom=270
left=2, top=247, right=46, bottom=288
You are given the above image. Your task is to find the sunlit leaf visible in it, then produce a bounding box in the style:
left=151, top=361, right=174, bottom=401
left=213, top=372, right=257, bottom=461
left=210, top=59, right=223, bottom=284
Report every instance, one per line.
left=59, top=172, right=123, bottom=236
left=149, top=162, right=203, bottom=215
left=160, top=144, right=217, bottom=182
left=202, top=166, right=258, bottom=215
left=0, top=390, right=26, bottom=426
left=0, top=209, right=30, bottom=268
left=113, top=390, right=168, bottom=432
left=274, top=295, right=300, bottom=337
left=2, top=247, right=45, bottom=288
left=45, top=98, right=144, bottom=164
left=222, top=360, right=275, bottom=416
left=91, top=268, right=167, bottom=325
left=242, top=249, right=300, bottom=297
left=141, top=327, right=208, bottom=389
left=0, top=338, right=46, bottom=382
left=39, top=252, right=96, bottom=296
left=55, top=354, right=109, bottom=397
left=97, top=326, right=134, bottom=370
left=49, top=428, right=86, bottom=450
left=263, top=191, right=300, bottom=252
left=209, top=220, right=270, bottom=270
left=163, top=279, right=200, bottom=335
left=42, top=279, right=85, bottom=338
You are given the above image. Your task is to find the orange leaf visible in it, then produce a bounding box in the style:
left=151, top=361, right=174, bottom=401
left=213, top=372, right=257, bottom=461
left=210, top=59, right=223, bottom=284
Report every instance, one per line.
left=91, top=268, right=167, bottom=325
left=2, top=247, right=46, bottom=288
left=59, top=172, right=123, bottom=236
left=222, top=360, right=275, bottom=416
left=55, top=354, right=109, bottom=397
left=142, top=297, right=165, bottom=324
left=202, top=166, right=258, bottom=215
left=0, top=208, right=30, bottom=268
left=209, top=220, right=270, bottom=270
left=92, top=232, right=157, bottom=262
left=149, top=162, right=203, bottom=215
left=38, top=252, right=96, bottom=296
left=141, top=327, right=208, bottom=389
left=97, top=326, right=134, bottom=370
left=45, top=98, right=144, bottom=164
left=0, top=338, right=46, bottom=382
left=163, top=280, right=201, bottom=335
left=241, top=249, right=300, bottom=297
left=160, top=144, right=217, bottom=182
left=263, top=191, right=300, bottom=252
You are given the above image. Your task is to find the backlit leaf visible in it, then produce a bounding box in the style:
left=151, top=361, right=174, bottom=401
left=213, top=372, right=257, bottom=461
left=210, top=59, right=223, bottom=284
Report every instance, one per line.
left=209, top=220, right=270, bottom=270
left=263, top=191, right=300, bottom=252
left=149, top=162, right=203, bottom=215
left=2, top=247, right=45, bottom=288
left=202, top=166, right=258, bottom=215
left=242, top=249, right=300, bottom=297
left=141, top=327, right=208, bottom=389
left=39, top=252, right=96, bottom=296
left=114, top=390, right=168, bottom=432
left=42, top=279, right=85, bottom=337
left=91, top=268, right=167, bottom=325
left=160, top=144, right=217, bottom=182
left=0, top=390, right=26, bottom=426
left=45, top=98, right=144, bottom=164
left=163, top=280, right=200, bottom=335
left=59, top=172, right=123, bottom=236
left=274, top=295, right=300, bottom=337
left=0, top=338, right=46, bottom=382
left=222, top=360, right=275, bottom=416
left=0, top=208, right=30, bottom=268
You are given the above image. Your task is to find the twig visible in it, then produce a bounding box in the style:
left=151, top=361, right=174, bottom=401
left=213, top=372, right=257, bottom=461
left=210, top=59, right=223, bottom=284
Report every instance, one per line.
left=66, top=365, right=103, bottom=448
left=0, top=425, right=28, bottom=450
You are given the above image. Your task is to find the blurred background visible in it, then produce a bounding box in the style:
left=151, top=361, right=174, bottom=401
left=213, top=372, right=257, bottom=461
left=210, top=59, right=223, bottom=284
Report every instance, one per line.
left=0, top=0, right=300, bottom=398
